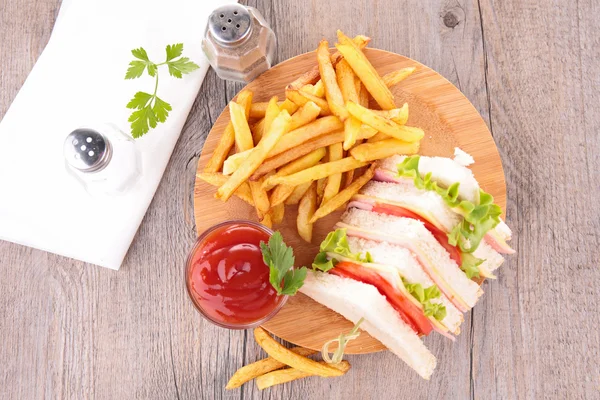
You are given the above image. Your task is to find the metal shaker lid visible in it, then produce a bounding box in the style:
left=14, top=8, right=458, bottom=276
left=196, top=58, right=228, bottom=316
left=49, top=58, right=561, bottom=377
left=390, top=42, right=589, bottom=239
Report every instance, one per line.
left=63, top=128, right=112, bottom=173
left=208, top=4, right=252, bottom=46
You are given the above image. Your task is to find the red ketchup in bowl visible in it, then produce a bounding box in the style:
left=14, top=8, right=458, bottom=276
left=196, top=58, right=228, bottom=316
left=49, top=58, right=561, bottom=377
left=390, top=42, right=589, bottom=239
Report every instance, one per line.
left=185, top=221, right=286, bottom=328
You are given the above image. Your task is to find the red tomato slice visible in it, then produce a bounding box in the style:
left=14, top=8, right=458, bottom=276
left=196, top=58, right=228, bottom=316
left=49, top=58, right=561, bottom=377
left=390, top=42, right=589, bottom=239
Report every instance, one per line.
left=330, top=261, right=433, bottom=336
left=372, top=203, right=462, bottom=266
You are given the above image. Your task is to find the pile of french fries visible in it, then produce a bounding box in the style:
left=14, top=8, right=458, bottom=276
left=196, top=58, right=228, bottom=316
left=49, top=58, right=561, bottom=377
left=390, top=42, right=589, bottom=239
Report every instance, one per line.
left=198, top=30, right=423, bottom=242
left=226, top=327, right=351, bottom=390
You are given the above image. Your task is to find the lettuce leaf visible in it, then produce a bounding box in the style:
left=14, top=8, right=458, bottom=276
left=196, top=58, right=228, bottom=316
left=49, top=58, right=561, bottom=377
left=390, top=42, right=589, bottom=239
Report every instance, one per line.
left=460, top=252, right=483, bottom=279
left=403, top=279, right=447, bottom=321
left=313, top=229, right=372, bottom=271
left=312, top=251, right=337, bottom=272
left=397, top=155, right=502, bottom=253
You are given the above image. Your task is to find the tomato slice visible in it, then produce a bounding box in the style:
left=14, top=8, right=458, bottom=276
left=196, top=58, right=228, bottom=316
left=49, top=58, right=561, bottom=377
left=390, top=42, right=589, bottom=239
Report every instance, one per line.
left=372, top=203, right=462, bottom=266
left=330, top=261, right=433, bottom=336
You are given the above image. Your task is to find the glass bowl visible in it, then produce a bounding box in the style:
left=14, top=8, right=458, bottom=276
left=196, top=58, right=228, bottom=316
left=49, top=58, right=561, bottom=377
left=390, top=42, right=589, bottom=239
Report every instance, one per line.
left=185, top=220, right=288, bottom=329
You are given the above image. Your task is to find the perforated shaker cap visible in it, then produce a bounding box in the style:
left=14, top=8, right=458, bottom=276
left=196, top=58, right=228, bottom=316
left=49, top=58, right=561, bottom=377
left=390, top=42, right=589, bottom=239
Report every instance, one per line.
left=208, top=4, right=252, bottom=46
left=63, top=128, right=112, bottom=173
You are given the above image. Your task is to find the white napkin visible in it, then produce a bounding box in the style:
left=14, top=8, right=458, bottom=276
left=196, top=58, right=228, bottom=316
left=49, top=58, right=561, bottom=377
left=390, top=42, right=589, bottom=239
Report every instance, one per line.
left=0, top=0, right=237, bottom=269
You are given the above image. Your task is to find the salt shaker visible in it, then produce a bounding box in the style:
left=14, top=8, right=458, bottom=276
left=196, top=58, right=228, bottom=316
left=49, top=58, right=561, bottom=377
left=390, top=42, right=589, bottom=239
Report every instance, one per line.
left=202, top=4, right=276, bottom=82
left=63, top=124, right=141, bottom=195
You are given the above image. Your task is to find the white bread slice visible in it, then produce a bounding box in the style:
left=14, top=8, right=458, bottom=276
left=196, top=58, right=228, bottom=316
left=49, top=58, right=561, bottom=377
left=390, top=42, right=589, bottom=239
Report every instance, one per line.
left=300, top=270, right=437, bottom=379
left=371, top=162, right=514, bottom=251
left=355, top=181, right=506, bottom=273
left=337, top=208, right=483, bottom=311
left=346, top=236, right=464, bottom=334
left=358, top=180, right=462, bottom=230
left=380, top=155, right=481, bottom=204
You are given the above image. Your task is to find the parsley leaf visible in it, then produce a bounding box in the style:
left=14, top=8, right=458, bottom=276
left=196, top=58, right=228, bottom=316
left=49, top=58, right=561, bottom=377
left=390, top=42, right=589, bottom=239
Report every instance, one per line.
left=128, top=106, right=157, bottom=139
left=165, top=43, right=184, bottom=61
left=125, top=43, right=199, bottom=138
left=167, top=57, right=200, bottom=78
left=131, top=47, right=149, bottom=61
left=260, top=232, right=307, bottom=295
left=126, top=91, right=153, bottom=109
left=152, top=96, right=172, bottom=123
left=125, top=61, right=150, bottom=80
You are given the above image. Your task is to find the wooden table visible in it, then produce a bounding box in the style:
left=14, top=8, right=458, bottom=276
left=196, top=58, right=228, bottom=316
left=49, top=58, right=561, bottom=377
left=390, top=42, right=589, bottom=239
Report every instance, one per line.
left=1, top=1, right=598, bottom=398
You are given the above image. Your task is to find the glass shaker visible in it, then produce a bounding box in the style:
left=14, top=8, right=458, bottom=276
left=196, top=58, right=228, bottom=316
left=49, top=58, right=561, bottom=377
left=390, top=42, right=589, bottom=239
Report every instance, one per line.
left=202, top=4, right=276, bottom=82
left=63, top=124, right=142, bottom=195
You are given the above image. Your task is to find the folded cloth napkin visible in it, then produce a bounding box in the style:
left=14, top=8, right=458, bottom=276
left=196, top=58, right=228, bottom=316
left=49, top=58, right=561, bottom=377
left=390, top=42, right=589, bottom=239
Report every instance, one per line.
left=0, top=0, right=237, bottom=269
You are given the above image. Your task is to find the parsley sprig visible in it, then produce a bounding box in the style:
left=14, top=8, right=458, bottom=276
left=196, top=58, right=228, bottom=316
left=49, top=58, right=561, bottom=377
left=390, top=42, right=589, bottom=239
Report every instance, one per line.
left=125, top=44, right=200, bottom=138
left=260, top=232, right=307, bottom=296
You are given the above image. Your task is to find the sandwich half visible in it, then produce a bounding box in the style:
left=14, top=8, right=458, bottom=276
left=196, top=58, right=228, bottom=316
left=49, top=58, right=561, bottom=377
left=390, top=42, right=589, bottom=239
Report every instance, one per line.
left=301, top=270, right=437, bottom=379
left=299, top=153, right=514, bottom=380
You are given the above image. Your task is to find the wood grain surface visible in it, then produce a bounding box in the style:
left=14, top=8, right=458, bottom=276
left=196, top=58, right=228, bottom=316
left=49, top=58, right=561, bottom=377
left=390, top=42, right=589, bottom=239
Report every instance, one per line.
left=194, top=48, right=506, bottom=353
left=1, top=0, right=598, bottom=399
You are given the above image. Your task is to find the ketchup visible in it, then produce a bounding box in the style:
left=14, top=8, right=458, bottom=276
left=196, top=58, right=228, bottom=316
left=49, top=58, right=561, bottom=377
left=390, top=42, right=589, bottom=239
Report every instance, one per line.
left=186, top=222, right=284, bottom=326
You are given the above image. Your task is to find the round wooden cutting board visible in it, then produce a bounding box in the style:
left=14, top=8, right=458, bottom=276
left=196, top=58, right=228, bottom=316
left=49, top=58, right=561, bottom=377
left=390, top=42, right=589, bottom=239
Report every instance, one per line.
left=194, top=49, right=506, bottom=354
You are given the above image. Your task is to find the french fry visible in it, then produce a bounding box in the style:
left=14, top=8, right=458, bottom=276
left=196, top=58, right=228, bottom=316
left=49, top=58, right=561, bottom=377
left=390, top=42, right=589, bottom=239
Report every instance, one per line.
left=269, top=203, right=285, bottom=225
left=226, top=347, right=317, bottom=389
left=370, top=103, right=409, bottom=125
left=288, top=101, right=321, bottom=131
left=286, top=89, right=331, bottom=116
left=286, top=35, right=371, bottom=92
left=223, top=151, right=247, bottom=176
left=197, top=172, right=254, bottom=206
left=216, top=111, right=291, bottom=201
left=284, top=182, right=313, bottom=205
left=350, top=138, right=420, bottom=162
left=260, top=213, right=272, bottom=228
left=300, top=80, right=325, bottom=98
left=358, top=124, right=378, bottom=139
left=354, top=76, right=362, bottom=100
left=310, top=164, right=376, bottom=223
left=249, top=102, right=272, bottom=119
left=254, top=97, right=300, bottom=143
left=297, top=182, right=317, bottom=242
left=336, top=59, right=362, bottom=150
left=270, top=184, right=295, bottom=207
left=270, top=116, right=343, bottom=157
left=343, top=169, right=355, bottom=188
left=321, top=143, right=343, bottom=205
left=346, top=101, right=424, bottom=142
left=316, top=177, right=327, bottom=205
left=317, top=40, right=349, bottom=121
left=252, top=126, right=378, bottom=179
left=382, top=67, right=416, bottom=87
left=336, top=30, right=396, bottom=110
left=253, top=327, right=345, bottom=377
left=263, top=148, right=326, bottom=191
left=232, top=111, right=337, bottom=176
left=267, top=157, right=367, bottom=188
left=229, top=101, right=254, bottom=152
left=367, top=132, right=390, bottom=143
left=337, top=59, right=359, bottom=103
left=204, top=90, right=253, bottom=172
left=250, top=99, right=299, bottom=119
left=256, top=96, right=281, bottom=143
left=359, top=81, right=370, bottom=107
left=342, top=118, right=362, bottom=151
left=256, top=361, right=351, bottom=390
left=249, top=179, right=270, bottom=220
left=251, top=118, right=265, bottom=144
left=279, top=99, right=300, bottom=114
